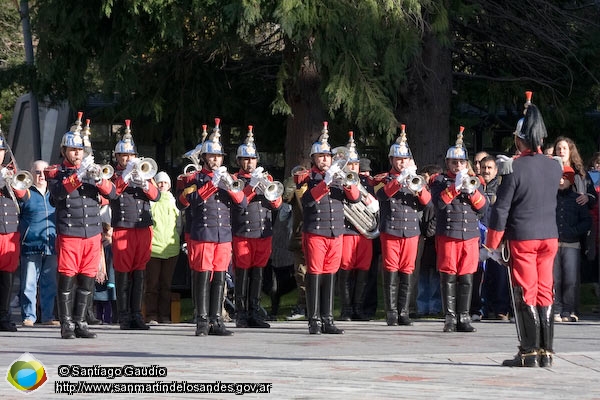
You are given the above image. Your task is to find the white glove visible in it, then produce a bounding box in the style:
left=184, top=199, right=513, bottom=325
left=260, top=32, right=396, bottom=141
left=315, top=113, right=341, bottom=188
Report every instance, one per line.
left=496, top=154, right=513, bottom=176
left=454, top=169, right=469, bottom=191
left=405, top=166, right=417, bottom=176
left=324, top=163, right=341, bottom=186
left=0, top=168, right=6, bottom=188
left=250, top=166, right=264, bottom=188
left=121, top=159, right=136, bottom=183
left=479, top=247, right=493, bottom=262
left=212, top=166, right=227, bottom=187
left=77, top=155, right=95, bottom=180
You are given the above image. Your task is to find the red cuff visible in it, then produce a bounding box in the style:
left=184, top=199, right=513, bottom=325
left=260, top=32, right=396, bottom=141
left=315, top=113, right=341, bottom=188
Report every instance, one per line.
left=418, top=187, right=431, bottom=205
left=96, top=178, right=114, bottom=196
left=198, top=182, right=218, bottom=201
left=486, top=229, right=505, bottom=250
left=243, top=185, right=256, bottom=202
left=440, top=185, right=460, bottom=204
left=62, top=174, right=82, bottom=193
left=228, top=189, right=245, bottom=204
left=343, top=184, right=360, bottom=201
left=310, top=181, right=329, bottom=202
left=469, top=190, right=486, bottom=210
left=383, top=179, right=401, bottom=198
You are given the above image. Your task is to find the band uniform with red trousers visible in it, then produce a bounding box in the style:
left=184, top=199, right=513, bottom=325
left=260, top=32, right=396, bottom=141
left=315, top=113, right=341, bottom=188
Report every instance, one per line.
left=430, top=126, right=488, bottom=334
left=295, top=122, right=360, bottom=335
left=377, top=125, right=432, bottom=327
left=0, top=134, right=30, bottom=332
left=46, top=115, right=116, bottom=339
left=484, top=101, right=562, bottom=368
left=177, top=119, right=246, bottom=337
left=109, top=121, right=160, bottom=331
left=338, top=131, right=376, bottom=322
left=232, top=126, right=282, bottom=329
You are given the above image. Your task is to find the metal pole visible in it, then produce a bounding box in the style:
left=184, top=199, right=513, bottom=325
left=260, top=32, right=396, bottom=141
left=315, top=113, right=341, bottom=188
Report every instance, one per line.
left=19, top=0, right=41, bottom=161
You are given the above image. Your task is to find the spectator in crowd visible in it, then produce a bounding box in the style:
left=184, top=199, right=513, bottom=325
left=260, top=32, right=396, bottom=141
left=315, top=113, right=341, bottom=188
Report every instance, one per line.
left=19, top=160, right=58, bottom=327
left=553, top=166, right=591, bottom=323
left=145, top=171, right=182, bottom=324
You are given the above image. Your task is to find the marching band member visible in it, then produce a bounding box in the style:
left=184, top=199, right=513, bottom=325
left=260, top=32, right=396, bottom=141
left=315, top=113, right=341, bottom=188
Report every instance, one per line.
left=377, top=125, right=431, bottom=326
left=430, top=126, right=488, bottom=333
left=484, top=102, right=562, bottom=368
left=232, top=126, right=282, bottom=329
left=338, top=131, right=376, bottom=321
left=46, top=114, right=116, bottom=339
left=295, top=122, right=360, bottom=334
left=177, top=118, right=246, bottom=336
left=110, top=120, right=160, bottom=331
left=0, top=119, right=30, bottom=332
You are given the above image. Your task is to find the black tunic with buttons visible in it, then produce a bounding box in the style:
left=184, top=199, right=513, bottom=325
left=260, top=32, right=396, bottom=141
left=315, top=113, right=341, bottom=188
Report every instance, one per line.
left=430, top=173, right=487, bottom=240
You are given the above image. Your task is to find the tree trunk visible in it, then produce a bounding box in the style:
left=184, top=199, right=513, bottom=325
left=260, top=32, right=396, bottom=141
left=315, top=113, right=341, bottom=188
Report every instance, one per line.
left=396, top=31, right=452, bottom=168
left=284, top=53, right=326, bottom=176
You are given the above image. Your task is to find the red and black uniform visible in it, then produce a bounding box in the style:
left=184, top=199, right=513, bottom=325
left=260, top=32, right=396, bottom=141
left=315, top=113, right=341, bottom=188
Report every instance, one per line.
left=231, top=170, right=282, bottom=328
left=110, top=165, right=160, bottom=330
left=338, top=174, right=375, bottom=321
left=295, top=167, right=360, bottom=333
left=177, top=167, right=246, bottom=336
left=486, top=150, right=562, bottom=364
left=46, top=161, right=116, bottom=338
left=0, top=168, right=29, bottom=332
left=430, top=171, right=487, bottom=332
left=377, top=169, right=432, bottom=325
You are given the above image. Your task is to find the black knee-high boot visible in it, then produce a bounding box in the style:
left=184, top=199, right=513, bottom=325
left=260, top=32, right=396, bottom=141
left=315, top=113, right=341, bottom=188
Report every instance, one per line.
left=440, top=273, right=457, bottom=332
left=397, top=272, right=413, bottom=326
left=115, top=271, right=131, bottom=330
left=538, top=305, right=554, bottom=367
left=457, top=274, right=476, bottom=332
left=248, top=267, right=270, bottom=328
left=130, top=270, right=149, bottom=330
left=502, top=287, right=540, bottom=367
left=0, top=272, right=17, bottom=332
left=194, top=271, right=211, bottom=336
left=234, top=268, right=249, bottom=328
left=57, top=273, right=76, bottom=338
left=352, top=270, right=369, bottom=321
left=73, top=275, right=97, bottom=338
left=337, top=269, right=353, bottom=321
left=382, top=270, right=399, bottom=326
left=208, top=271, right=233, bottom=336
left=320, top=273, right=344, bottom=334
left=306, top=273, right=321, bottom=334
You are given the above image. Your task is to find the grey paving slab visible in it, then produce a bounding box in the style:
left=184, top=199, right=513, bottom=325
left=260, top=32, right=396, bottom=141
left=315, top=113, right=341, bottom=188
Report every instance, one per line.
left=1, top=319, right=599, bottom=399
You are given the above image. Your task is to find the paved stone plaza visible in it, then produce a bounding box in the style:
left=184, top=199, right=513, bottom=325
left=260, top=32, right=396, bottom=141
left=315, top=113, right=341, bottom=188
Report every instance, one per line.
left=1, top=318, right=599, bottom=399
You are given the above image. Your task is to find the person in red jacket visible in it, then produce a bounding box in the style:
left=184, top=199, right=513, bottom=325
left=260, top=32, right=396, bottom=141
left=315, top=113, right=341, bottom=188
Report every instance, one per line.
left=177, top=119, right=247, bottom=336
left=46, top=115, right=116, bottom=339
left=0, top=126, right=30, bottom=332
left=232, top=126, right=282, bottom=329
left=430, top=127, right=488, bottom=333
left=377, top=125, right=432, bottom=326
left=110, top=120, right=160, bottom=331
left=295, top=122, right=360, bottom=335
left=484, top=102, right=562, bottom=368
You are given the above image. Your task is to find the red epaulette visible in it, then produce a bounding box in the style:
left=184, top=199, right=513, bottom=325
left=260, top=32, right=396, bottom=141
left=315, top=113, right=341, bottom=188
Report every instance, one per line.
left=294, top=169, right=310, bottom=185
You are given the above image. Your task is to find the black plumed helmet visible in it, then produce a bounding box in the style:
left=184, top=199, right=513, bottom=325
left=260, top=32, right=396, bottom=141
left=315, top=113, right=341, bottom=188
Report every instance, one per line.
left=519, top=104, right=547, bottom=150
